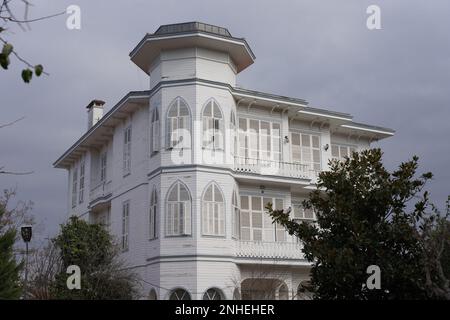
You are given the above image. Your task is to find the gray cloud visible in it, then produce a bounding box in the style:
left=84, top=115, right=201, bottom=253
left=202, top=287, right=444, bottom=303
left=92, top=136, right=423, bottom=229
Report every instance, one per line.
left=1, top=0, right=449, bottom=240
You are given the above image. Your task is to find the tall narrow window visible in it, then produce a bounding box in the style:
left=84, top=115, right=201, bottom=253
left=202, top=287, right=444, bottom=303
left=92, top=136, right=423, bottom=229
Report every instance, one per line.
left=100, top=152, right=107, bottom=182
left=167, top=97, right=190, bottom=149
left=122, top=201, right=130, bottom=251
left=71, top=167, right=78, bottom=208
left=123, top=126, right=131, bottom=174
left=78, top=160, right=85, bottom=204
left=291, top=132, right=321, bottom=171
left=166, top=182, right=191, bottom=236
left=202, top=99, right=224, bottom=150
left=202, top=183, right=225, bottom=236
left=151, top=108, right=160, bottom=154
left=231, top=188, right=240, bottom=239
left=230, top=110, right=237, bottom=157
left=149, top=187, right=157, bottom=240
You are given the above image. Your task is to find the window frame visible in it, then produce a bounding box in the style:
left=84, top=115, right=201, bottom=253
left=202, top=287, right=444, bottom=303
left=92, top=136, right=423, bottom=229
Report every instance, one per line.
left=122, top=200, right=130, bottom=252
left=166, top=97, right=191, bottom=150
left=123, top=125, right=132, bottom=175
left=71, top=166, right=78, bottom=208
left=100, top=152, right=107, bottom=182
left=150, top=108, right=160, bottom=155
left=149, top=187, right=158, bottom=240
left=239, top=195, right=286, bottom=242
left=165, top=182, right=192, bottom=237
left=238, top=117, right=282, bottom=162
left=202, top=99, right=224, bottom=151
left=290, top=131, right=322, bottom=171
left=78, top=160, right=85, bottom=204
left=231, top=188, right=240, bottom=239
left=201, top=183, right=225, bottom=237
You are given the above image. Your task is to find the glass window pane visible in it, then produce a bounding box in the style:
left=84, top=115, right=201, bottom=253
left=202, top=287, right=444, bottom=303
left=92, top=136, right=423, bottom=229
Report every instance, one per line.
left=179, top=185, right=189, bottom=201
left=214, top=185, right=223, bottom=202
left=260, top=121, right=270, bottom=135
left=179, top=100, right=189, bottom=116
left=313, top=149, right=321, bottom=162
left=252, top=212, right=262, bottom=228
left=312, top=136, right=320, bottom=148
left=272, top=123, right=280, bottom=137
left=241, top=211, right=250, bottom=227
left=253, top=229, right=262, bottom=241
left=301, top=134, right=310, bottom=147
left=204, top=185, right=213, bottom=201
left=213, top=102, right=222, bottom=118
left=331, top=145, right=339, bottom=157
left=249, top=120, right=259, bottom=133
left=340, top=146, right=348, bottom=158
left=239, top=118, right=247, bottom=131
left=168, top=185, right=178, bottom=201
left=241, top=196, right=249, bottom=210
left=252, top=196, right=261, bottom=211
left=203, top=102, right=212, bottom=117
left=292, top=133, right=300, bottom=146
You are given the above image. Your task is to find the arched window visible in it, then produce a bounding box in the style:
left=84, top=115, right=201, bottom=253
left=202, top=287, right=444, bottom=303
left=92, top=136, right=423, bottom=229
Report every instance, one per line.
left=148, top=288, right=157, bottom=300
left=166, top=182, right=191, bottom=236
left=202, top=99, right=224, bottom=150
left=278, top=283, right=288, bottom=300
left=203, top=288, right=224, bottom=300
left=167, top=97, right=191, bottom=149
left=169, top=288, right=191, bottom=300
left=150, top=108, right=160, bottom=154
left=149, top=187, right=157, bottom=239
left=231, top=188, right=240, bottom=239
left=230, top=110, right=237, bottom=157
left=201, top=183, right=225, bottom=236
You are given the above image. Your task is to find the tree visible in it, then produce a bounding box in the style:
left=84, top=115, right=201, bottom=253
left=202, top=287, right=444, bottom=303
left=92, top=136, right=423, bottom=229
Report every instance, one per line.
left=50, top=216, right=139, bottom=299
left=0, top=0, right=65, bottom=82
left=0, top=199, right=23, bottom=299
left=267, top=148, right=439, bottom=299
left=25, top=241, right=61, bottom=299
left=418, top=198, right=450, bottom=299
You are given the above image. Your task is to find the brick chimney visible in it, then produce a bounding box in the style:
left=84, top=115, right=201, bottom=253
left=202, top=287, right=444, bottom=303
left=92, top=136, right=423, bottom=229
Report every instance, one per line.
left=86, top=99, right=105, bottom=130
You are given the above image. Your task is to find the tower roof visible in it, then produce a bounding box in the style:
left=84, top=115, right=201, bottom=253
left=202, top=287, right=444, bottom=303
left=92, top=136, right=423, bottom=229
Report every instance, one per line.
left=130, top=22, right=255, bottom=75
left=154, top=22, right=232, bottom=38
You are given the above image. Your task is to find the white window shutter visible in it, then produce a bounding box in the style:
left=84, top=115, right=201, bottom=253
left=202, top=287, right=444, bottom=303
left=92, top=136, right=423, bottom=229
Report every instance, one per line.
left=184, top=202, right=191, bottom=235
left=152, top=120, right=160, bottom=152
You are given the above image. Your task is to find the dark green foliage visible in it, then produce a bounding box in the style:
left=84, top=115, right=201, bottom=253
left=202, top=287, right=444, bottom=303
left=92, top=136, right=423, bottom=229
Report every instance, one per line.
left=50, top=216, right=138, bottom=299
left=267, top=148, right=439, bottom=299
left=0, top=204, right=23, bottom=299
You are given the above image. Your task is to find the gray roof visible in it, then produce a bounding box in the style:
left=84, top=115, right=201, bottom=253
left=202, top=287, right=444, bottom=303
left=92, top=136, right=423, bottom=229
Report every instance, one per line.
left=154, top=22, right=232, bottom=38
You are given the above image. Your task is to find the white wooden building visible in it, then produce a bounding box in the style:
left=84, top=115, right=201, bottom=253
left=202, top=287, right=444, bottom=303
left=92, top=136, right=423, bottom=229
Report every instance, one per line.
left=53, top=22, right=395, bottom=300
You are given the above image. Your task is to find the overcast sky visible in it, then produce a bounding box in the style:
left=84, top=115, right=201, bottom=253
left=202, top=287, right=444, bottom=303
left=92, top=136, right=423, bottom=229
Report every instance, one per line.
left=1, top=0, right=449, bottom=242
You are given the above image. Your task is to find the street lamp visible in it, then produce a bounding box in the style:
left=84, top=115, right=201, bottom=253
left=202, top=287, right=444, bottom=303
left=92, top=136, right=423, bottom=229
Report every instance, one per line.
left=20, top=224, right=32, bottom=299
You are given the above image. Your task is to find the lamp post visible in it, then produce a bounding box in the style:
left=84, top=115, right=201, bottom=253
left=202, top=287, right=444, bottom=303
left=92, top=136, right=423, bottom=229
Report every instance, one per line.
left=20, top=225, right=32, bottom=299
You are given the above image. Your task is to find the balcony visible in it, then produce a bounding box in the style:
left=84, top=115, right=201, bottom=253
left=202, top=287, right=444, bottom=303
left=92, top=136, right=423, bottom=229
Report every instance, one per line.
left=235, top=240, right=304, bottom=261
left=89, top=180, right=112, bottom=205
left=233, top=157, right=319, bottom=181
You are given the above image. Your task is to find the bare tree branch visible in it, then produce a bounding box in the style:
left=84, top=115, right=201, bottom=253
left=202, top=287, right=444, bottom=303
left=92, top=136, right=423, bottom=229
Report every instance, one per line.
left=0, top=116, right=25, bottom=128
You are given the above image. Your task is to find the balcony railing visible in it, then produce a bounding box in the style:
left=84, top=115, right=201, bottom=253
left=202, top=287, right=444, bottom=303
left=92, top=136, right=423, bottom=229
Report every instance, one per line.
left=234, top=156, right=319, bottom=180
left=89, top=180, right=112, bottom=203
left=235, top=240, right=304, bottom=260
